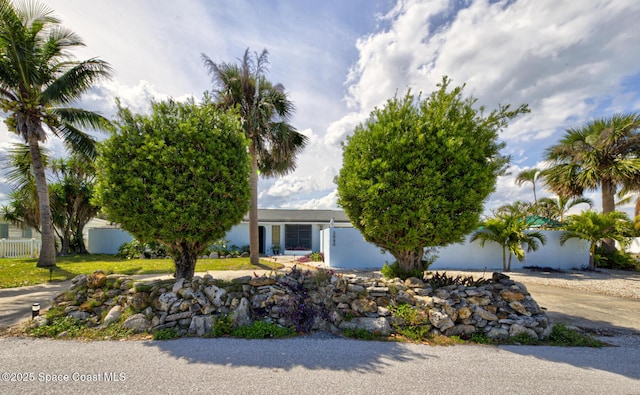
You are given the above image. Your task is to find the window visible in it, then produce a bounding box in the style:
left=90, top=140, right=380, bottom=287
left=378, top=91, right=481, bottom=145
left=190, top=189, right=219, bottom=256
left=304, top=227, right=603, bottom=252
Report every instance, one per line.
left=0, top=223, right=8, bottom=239
left=284, top=224, right=312, bottom=250
left=22, top=228, right=32, bottom=238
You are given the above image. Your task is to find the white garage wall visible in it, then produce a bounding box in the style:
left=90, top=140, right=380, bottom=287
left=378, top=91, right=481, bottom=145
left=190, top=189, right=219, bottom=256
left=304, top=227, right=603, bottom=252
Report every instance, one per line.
left=321, top=228, right=590, bottom=271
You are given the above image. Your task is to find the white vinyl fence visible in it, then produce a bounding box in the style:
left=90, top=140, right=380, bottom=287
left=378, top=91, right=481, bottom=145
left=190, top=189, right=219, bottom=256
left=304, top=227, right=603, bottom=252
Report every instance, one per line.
left=0, top=238, right=41, bottom=258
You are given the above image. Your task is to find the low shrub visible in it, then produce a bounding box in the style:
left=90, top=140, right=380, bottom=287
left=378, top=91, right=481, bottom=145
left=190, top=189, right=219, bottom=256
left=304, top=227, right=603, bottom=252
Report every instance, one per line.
left=469, top=331, right=492, bottom=344
left=427, top=272, right=488, bottom=289
left=29, top=316, right=85, bottom=338
left=343, top=328, right=377, bottom=340
left=231, top=321, right=296, bottom=339
left=594, top=246, right=639, bottom=271
left=389, top=303, right=430, bottom=341
left=152, top=328, right=179, bottom=340
left=117, top=240, right=167, bottom=259
left=210, top=315, right=234, bottom=338
left=381, top=250, right=438, bottom=280
left=381, top=262, right=424, bottom=281
left=547, top=324, right=604, bottom=347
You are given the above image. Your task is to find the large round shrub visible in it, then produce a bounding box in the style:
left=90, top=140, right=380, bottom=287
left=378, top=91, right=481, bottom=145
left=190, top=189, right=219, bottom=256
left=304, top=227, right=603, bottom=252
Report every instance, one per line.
left=95, top=98, right=251, bottom=279
left=336, top=77, right=529, bottom=277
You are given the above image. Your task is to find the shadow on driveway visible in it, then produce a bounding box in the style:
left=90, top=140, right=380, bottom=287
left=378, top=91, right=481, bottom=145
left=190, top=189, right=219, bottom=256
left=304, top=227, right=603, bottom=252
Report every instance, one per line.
left=143, top=334, right=433, bottom=373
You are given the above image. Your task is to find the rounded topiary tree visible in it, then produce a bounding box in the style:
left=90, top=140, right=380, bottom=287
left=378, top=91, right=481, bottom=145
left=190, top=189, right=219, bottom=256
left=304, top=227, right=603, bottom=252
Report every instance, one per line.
left=336, top=77, right=529, bottom=277
left=95, top=98, right=251, bottom=279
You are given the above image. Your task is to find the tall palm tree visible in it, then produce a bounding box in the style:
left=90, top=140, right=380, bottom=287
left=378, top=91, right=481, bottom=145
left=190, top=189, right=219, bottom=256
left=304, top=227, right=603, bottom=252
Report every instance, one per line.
left=0, top=0, right=112, bottom=267
left=202, top=48, right=308, bottom=265
left=536, top=195, right=593, bottom=222
left=470, top=215, right=547, bottom=271
left=544, top=113, right=640, bottom=214
left=544, top=113, right=640, bottom=251
left=560, top=210, right=633, bottom=270
left=515, top=168, right=541, bottom=203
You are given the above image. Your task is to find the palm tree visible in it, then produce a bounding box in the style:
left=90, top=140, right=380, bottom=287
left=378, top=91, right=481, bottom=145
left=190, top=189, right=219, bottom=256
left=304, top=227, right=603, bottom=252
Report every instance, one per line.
left=544, top=114, right=640, bottom=215
left=515, top=168, right=541, bottom=203
left=202, top=48, right=308, bottom=265
left=536, top=195, right=593, bottom=222
left=560, top=210, right=633, bottom=270
left=0, top=1, right=112, bottom=266
left=470, top=215, right=547, bottom=271
left=544, top=113, right=640, bottom=251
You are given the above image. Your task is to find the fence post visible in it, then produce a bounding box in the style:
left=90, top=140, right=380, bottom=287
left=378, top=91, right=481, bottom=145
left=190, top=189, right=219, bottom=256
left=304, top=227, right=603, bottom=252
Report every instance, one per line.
left=0, top=239, right=4, bottom=258
left=31, top=238, right=36, bottom=258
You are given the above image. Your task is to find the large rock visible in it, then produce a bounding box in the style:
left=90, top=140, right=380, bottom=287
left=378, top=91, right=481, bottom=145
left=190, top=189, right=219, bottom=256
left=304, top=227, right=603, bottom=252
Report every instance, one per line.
left=428, top=310, right=455, bottom=331
left=103, top=305, right=122, bottom=326
left=475, top=307, right=498, bottom=321
left=172, top=279, right=185, bottom=293
left=486, top=327, right=509, bottom=340
left=70, top=274, right=88, bottom=290
left=232, top=297, right=252, bottom=327
left=339, top=317, right=392, bottom=336
left=189, top=315, right=213, bottom=336
left=157, top=292, right=178, bottom=312
left=130, top=292, right=149, bottom=312
left=444, top=324, right=476, bottom=337
left=122, top=313, right=151, bottom=333
left=351, top=299, right=377, bottom=314
left=87, top=271, right=107, bottom=289
left=509, top=324, right=539, bottom=339
left=500, top=290, right=525, bottom=302
left=68, top=311, right=90, bottom=321
left=509, top=301, right=531, bottom=316
left=457, top=306, right=473, bottom=320
left=249, top=277, right=276, bottom=287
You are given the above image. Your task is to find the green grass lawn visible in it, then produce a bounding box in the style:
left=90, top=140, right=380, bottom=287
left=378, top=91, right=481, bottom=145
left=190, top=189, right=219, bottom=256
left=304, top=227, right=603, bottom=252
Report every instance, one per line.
left=0, top=255, right=280, bottom=289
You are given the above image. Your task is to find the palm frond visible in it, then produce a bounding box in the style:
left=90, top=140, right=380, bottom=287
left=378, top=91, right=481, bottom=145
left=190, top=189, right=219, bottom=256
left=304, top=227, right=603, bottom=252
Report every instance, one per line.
left=42, top=58, right=113, bottom=104
left=48, top=122, right=98, bottom=160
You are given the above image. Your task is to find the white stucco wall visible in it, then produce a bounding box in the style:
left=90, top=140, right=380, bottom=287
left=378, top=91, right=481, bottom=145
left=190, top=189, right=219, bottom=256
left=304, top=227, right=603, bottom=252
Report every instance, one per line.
left=321, top=228, right=591, bottom=271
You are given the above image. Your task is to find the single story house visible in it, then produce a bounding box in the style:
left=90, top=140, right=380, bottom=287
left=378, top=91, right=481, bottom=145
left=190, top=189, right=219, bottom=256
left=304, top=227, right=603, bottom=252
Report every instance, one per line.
left=86, top=209, right=352, bottom=255
left=225, top=209, right=352, bottom=255
left=0, top=221, right=38, bottom=240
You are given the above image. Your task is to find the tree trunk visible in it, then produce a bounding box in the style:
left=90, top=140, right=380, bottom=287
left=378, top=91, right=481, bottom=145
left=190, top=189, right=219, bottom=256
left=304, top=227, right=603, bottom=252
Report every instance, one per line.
left=588, top=243, right=596, bottom=271
left=249, top=141, right=260, bottom=266
left=601, top=178, right=617, bottom=253
left=173, top=242, right=198, bottom=279
left=29, top=138, right=56, bottom=267
left=501, top=246, right=507, bottom=271
left=507, top=252, right=513, bottom=272
left=394, top=248, right=424, bottom=277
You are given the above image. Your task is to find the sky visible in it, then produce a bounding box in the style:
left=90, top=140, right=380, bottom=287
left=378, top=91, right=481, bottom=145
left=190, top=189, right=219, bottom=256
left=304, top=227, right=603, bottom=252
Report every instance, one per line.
left=1, top=0, right=640, bottom=218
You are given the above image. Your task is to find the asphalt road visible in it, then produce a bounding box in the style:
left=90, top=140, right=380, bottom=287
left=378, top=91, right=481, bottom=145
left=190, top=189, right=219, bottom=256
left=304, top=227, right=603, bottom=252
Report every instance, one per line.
left=0, top=334, right=639, bottom=394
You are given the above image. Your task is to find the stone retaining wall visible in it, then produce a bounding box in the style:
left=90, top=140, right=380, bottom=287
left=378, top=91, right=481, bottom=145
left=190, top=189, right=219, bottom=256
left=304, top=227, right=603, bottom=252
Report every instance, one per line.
left=47, top=268, right=551, bottom=340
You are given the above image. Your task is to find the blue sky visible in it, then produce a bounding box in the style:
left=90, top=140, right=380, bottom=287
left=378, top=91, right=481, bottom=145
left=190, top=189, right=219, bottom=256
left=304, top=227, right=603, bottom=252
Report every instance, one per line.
left=1, top=0, right=640, bottom=217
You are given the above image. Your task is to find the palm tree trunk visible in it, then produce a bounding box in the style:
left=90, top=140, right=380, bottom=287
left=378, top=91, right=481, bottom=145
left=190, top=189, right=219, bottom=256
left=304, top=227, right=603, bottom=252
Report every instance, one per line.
left=601, top=178, right=616, bottom=252
left=29, top=138, right=56, bottom=267
left=502, top=247, right=507, bottom=271
left=249, top=141, right=260, bottom=265
left=588, top=243, right=596, bottom=271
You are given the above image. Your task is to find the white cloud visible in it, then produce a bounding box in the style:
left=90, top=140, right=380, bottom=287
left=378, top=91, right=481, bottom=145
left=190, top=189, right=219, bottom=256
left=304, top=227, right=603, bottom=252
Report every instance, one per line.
left=297, top=191, right=339, bottom=210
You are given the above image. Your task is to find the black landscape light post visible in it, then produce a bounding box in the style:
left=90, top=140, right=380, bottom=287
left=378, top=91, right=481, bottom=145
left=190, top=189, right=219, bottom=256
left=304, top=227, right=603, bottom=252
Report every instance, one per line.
left=31, top=303, right=40, bottom=318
